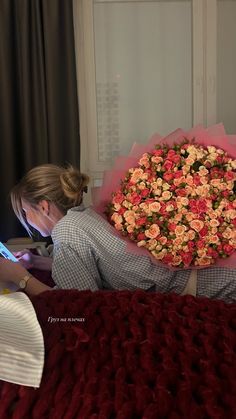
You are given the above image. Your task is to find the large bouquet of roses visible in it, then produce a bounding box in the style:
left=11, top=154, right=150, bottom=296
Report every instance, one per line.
left=93, top=125, right=236, bottom=269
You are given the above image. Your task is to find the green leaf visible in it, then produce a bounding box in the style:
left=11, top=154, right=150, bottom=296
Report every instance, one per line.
left=192, top=161, right=202, bottom=172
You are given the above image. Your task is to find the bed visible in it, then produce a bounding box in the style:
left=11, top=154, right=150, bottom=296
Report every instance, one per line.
left=0, top=276, right=235, bottom=419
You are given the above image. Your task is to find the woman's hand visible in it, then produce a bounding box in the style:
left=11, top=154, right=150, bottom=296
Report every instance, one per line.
left=0, top=258, right=52, bottom=295
left=14, top=249, right=52, bottom=271
left=14, top=249, right=35, bottom=269
left=0, top=258, right=29, bottom=284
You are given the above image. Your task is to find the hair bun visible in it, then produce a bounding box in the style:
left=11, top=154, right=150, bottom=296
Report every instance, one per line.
left=60, top=165, right=89, bottom=205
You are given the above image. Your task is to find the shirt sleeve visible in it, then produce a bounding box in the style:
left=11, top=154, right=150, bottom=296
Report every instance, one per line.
left=52, top=243, right=102, bottom=291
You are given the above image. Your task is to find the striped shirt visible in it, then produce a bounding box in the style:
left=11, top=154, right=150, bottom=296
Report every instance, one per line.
left=52, top=206, right=236, bottom=302
left=0, top=292, right=44, bottom=387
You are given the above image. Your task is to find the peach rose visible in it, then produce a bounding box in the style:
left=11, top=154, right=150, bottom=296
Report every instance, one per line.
left=197, top=249, right=207, bottom=257
left=175, top=225, right=187, bottom=236
left=151, top=156, right=163, bottom=164
left=185, top=175, right=194, bottom=186
left=153, top=249, right=168, bottom=260
left=180, top=197, right=189, bottom=206
left=189, top=220, right=204, bottom=232
left=127, top=225, right=135, bottom=233
left=173, top=237, right=185, bottom=248
left=207, top=235, right=219, bottom=244
left=145, top=224, right=160, bottom=239
left=159, top=236, right=168, bottom=245
left=147, top=239, right=158, bottom=250
left=209, top=219, right=220, bottom=228
left=139, top=154, right=150, bottom=168
left=196, top=256, right=213, bottom=266
left=187, top=229, right=196, bottom=240
left=166, top=204, right=175, bottom=212
left=222, top=228, right=233, bottom=239
left=149, top=202, right=161, bottom=212
left=225, top=209, right=236, bottom=219
left=185, top=212, right=195, bottom=222
left=172, top=255, right=182, bottom=266
left=138, top=181, right=148, bottom=190
left=115, top=223, right=123, bottom=231
left=111, top=213, right=123, bottom=224
left=162, top=191, right=172, bottom=201
left=185, top=157, right=195, bottom=165
left=137, top=240, right=146, bottom=247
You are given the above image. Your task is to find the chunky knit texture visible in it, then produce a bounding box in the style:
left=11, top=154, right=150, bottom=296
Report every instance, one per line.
left=0, top=290, right=235, bottom=419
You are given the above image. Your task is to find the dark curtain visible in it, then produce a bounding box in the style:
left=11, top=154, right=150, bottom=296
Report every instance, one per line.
left=0, top=0, right=80, bottom=241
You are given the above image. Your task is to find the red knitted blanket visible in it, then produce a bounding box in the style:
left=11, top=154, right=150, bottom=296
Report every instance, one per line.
left=0, top=290, right=235, bottom=419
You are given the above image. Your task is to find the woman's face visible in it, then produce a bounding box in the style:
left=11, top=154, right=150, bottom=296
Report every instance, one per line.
left=21, top=200, right=55, bottom=237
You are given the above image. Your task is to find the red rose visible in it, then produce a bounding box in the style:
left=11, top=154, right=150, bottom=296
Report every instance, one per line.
left=207, top=248, right=218, bottom=258
left=162, top=254, right=174, bottom=264
left=136, top=217, right=147, bottom=226
left=176, top=189, right=187, bottom=197
left=221, top=190, right=230, bottom=198
left=167, top=150, right=181, bottom=164
left=137, top=232, right=146, bottom=241
left=181, top=252, right=193, bottom=266
left=197, top=240, right=205, bottom=249
left=163, top=160, right=174, bottom=171
left=168, top=223, right=177, bottom=232
left=199, top=226, right=208, bottom=237
left=118, top=207, right=126, bottom=215
left=223, top=244, right=234, bottom=255
left=187, top=241, right=195, bottom=250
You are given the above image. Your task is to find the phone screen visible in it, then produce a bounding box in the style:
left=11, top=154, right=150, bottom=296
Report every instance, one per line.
left=0, top=242, right=18, bottom=262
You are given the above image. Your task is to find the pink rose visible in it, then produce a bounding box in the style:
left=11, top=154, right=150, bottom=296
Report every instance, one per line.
left=224, top=171, right=235, bottom=181
left=129, top=192, right=141, bottom=205
left=216, top=155, right=223, bottom=164
left=113, top=191, right=125, bottom=204
left=163, top=160, right=174, bottom=171
left=193, top=174, right=202, bottom=186
left=140, top=188, right=150, bottom=198
left=174, top=170, right=183, bottom=179
left=152, top=149, right=163, bottom=157
left=163, top=172, right=174, bottom=182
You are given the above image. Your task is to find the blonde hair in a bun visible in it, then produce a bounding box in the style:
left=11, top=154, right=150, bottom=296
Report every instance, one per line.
left=11, top=163, right=90, bottom=234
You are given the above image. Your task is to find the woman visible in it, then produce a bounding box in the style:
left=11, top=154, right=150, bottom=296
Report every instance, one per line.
left=0, top=164, right=235, bottom=302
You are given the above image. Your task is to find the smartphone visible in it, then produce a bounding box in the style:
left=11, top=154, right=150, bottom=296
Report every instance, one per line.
left=0, top=242, right=18, bottom=262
